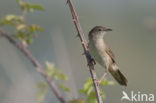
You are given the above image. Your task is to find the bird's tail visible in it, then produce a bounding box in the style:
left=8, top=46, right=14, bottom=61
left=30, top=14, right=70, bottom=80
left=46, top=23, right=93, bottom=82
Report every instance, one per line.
left=109, top=63, right=128, bottom=86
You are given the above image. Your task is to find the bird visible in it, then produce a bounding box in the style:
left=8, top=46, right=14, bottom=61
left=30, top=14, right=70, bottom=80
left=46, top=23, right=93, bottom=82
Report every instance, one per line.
left=88, top=26, right=128, bottom=86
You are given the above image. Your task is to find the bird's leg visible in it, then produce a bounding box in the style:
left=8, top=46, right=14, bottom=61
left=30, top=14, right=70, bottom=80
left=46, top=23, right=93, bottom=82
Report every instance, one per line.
left=99, top=67, right=108, bottom=83
left=99, top=62, right=110, bottom=82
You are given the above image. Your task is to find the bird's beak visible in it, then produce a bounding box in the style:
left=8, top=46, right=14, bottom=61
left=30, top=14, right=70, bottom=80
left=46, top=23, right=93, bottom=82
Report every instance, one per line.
left=105, top=28, right=112, bottom=32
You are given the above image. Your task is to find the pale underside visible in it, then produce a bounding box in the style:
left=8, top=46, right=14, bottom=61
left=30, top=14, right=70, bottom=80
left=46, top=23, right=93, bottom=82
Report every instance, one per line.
left=89, top=38, right=112, bottom=70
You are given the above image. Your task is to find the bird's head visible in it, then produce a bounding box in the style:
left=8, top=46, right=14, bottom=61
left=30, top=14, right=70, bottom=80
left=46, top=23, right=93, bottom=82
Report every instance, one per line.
left=88, top=26, right=112, bottom=40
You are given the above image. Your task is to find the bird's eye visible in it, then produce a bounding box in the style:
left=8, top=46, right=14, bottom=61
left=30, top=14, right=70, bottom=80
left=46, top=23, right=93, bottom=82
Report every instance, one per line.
left=98, top=29, right=102, bottom=31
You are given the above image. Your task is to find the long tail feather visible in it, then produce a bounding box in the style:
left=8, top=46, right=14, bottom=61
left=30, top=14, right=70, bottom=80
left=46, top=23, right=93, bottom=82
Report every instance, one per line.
left=109, top=64, right=128, bottom=86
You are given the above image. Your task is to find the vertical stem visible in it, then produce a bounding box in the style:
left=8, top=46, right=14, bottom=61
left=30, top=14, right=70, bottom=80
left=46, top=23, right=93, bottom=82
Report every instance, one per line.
left=66, top=0, right=103, bottom=103
left=90, top=68, right=103, bottom=103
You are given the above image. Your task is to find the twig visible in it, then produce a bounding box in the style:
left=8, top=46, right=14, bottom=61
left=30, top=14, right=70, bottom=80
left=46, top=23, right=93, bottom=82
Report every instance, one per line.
left=0, top=29, right=66, bottom=103
left=66, top=0, right=103, bottom=103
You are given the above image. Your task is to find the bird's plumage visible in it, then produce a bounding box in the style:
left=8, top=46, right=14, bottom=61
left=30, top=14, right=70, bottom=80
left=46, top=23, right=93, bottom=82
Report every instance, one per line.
left=105, top=43, right=115, bottom=63
left=88, top=26, right=127, bottom=86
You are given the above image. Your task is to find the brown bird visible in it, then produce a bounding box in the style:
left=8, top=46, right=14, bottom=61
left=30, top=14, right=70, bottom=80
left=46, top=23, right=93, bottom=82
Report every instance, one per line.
left=88, top=26, right=128, bottom=86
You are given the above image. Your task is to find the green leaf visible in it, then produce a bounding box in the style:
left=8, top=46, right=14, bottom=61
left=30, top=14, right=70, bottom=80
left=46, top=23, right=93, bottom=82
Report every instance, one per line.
left=58, top=83, right=70, bottom=92
left=5, top=15, right=23, bottom=22
left=79, top=89, right=86, bottom=94
left=17, top=1, right=44, bottom=12
left=80, top=78, right=93, bottom=95
left=0, top=15, right=23, bottom=26
left=27, top=24, right=42, bottom=33
left=25, top=38, right=32, bottom=44
left=52, top=69, right=60, bottom=80
left=36, top=82, right=47, bottom=102
left=58, top=73, right=67, bottom=81
left=45, top=61, right=55, bottom=77
left=16, top=24, right=26, bottom=31
left=23, top=2, right=33, bottom=12
left=15, top=32, right=23, bottom=38
left=100, top=89, right=105, bottom=99
left=99, top=80, right=114, bottom=86
left=16, top=0, right=22, bottom=6
left=15, top=31, right=32, bottom=45
left=14, top=24, right=42, bottom=45
left=36, top=92, right=45, bottom=102
left=36, top=82, right=47, bottom=90
left=45, top=61, right=68, bottom=81
left=84, top=78, right=92, bottom=90
left=6, top=15, right=17, bottom=21
left=45, top=62, right=60, bottom=80
left=86, top=91, right=97, bottom=103
left=79, top=78, right=114, bottom=103
left=80, top=78, right=99, bottom=103
left=30, top=4, right=45, bottom=11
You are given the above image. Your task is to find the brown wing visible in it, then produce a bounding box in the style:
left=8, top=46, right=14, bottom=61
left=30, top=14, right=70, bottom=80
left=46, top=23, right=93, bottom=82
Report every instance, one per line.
left=105, top=43, right=115, bottom=63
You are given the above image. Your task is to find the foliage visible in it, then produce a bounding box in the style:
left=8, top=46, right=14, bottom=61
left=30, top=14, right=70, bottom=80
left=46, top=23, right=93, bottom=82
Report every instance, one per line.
left=16, top=0, right=44, bottom=12
left=0, top=0, right=44, bottom=46
left=79, top=78, right=114, bottom=103
left=36, top=82, right=47, bottom=101
left=36, top=62, right=114, bottom=102
left=45, top=62, right=68, bottom=81
left=36, top=62, right=70, bottom=102
left=0, top=15, right=23, bottom=26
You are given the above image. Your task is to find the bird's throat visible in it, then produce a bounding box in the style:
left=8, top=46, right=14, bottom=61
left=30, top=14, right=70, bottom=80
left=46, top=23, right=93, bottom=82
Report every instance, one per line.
left=94, top=38, right=105, bottom=50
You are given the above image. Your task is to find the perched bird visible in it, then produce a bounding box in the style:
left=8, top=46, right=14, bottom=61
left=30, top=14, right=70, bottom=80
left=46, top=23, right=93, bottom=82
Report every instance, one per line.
left=88, top=26, right=128, bottom=86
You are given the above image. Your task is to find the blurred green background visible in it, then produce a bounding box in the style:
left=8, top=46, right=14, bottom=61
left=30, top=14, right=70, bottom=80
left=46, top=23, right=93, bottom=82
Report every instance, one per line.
left=0, top=0, right=156, bottom=103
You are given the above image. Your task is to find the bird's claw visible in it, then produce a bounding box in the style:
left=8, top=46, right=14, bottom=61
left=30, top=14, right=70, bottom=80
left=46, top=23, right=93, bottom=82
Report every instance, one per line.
left=88, top=58, right=96, bottom=66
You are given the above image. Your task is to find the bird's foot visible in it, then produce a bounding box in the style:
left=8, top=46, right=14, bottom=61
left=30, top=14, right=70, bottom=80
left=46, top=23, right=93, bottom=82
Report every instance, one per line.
left=88, top=58, right=96, bottom=66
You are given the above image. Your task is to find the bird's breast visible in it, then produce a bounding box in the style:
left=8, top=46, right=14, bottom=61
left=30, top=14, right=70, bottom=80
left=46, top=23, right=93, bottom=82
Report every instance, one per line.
left=89, top=40, right=107, bottom=67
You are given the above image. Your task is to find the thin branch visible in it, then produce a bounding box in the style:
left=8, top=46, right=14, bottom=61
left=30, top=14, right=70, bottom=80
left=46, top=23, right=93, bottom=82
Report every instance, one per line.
left=66, top=0, right=103, bottom=103
left=0, top=29, right=66, bottom=103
